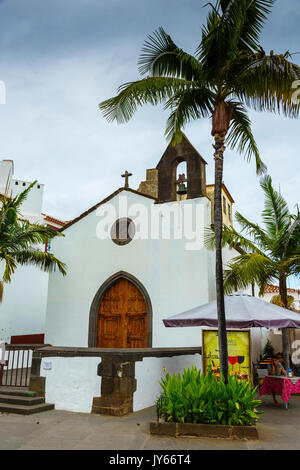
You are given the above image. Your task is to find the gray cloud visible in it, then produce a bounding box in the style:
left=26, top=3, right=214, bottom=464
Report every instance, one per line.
left=0, top=0, right=298, bottom=285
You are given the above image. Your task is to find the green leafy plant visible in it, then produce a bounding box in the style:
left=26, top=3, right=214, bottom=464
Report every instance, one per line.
left=270, top=294, right=295, bottom=308
left=156, top=367, right=262, bottom=426
left=263, top=339, right=274, bottom=359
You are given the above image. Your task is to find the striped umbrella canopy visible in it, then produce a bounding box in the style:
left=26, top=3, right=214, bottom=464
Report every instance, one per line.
left=163, top=293, right=300, bottom=329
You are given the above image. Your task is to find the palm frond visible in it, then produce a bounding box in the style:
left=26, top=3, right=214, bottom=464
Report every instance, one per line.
left=204, top=223, right=265, bottom=254
left=1, top=223, right=64, bottom=252
left=138, top=27, right=203, bottom=81
left=0, top=182, right=37, bottom=231
left=235, top=49, right=300, bottom=118
left=223, top=264, right=251, bottom=294
left=0, top=206, right=18, bottom=229
left=0, top=182, right=67, bottom=285
left=99, top=77, right=195, bottom=123
left=224, top=252, right=277, bottom=294
left=280, top=255, right=300, bottom=277
left=223, top=0, right=275, bottom=51
left=198, top=0, right=275, bottom=74
left=12, top=250, right=67, bottom=276
left=226, top=105, right=267, bottom=174
left=164, top=88, right=214, bottom=144
left=234, top=211, right=270, bottom=250
left=197, top=5, right=223, bottom=74
left=282, top=210, right=300, bottom=258
left=260, top=174, right=290, bottom=237
left=8, top=181, right=37, bottom=213
left=1, top=253, right=17, bottom=283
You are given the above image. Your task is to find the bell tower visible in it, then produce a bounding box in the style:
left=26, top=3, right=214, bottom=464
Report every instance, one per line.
left=156, top=134, right=207, bottom=203
left=138, top=134, right=207, bottom=202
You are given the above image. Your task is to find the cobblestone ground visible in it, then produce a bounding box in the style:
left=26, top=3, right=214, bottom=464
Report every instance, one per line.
left=0, top=397, right=300, bottom=450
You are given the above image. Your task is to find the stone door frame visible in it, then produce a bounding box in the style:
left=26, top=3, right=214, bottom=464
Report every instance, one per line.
left=88, top=271, right=153, bottom=348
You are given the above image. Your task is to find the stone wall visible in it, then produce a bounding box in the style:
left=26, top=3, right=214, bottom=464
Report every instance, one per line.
left=138, top=168, right=158, bottom=198
left=37, top=347, right=201, bottom=414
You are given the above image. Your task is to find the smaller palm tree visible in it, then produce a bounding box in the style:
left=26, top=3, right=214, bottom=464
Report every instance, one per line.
left=205, top=175, right=300, bottom=369
left=0, top=181, right=67, bottom=301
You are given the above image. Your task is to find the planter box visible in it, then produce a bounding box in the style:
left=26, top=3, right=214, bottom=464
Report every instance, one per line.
left=150, top=420, right=259, bottom=440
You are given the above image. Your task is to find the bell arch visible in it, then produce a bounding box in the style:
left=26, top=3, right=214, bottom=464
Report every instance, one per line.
left=88, top=271, right=153, bottom=347
left=176, top=160, right=187, bottom=180
left=156, top=133, right=207, bottom=202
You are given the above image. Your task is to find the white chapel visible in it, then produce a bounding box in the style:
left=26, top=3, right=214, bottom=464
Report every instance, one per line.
left=28, top=135, right=277, bottom=414
left=45, top=135, right=238, bottom=350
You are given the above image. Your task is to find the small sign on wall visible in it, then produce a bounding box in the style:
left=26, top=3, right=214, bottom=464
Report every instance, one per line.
left=43, top=361, right=52, bottom=371
left=0, top=343, right=6, bottom=365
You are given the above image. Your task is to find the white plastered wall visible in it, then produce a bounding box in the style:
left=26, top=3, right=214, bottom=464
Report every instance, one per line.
left=41, top=357, right=101, bottom=413
left=45, top=191, right=215, bottom=349
left=134, top=354, right=201, bottom=411
left=0, top=264, right=49, bottom=340
left=40, top=354, right=199, bottom=414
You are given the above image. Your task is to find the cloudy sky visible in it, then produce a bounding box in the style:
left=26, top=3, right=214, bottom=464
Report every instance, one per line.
left=0, top=0, right=299, bottom=283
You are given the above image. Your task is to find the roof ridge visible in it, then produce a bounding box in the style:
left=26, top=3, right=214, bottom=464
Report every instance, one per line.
left=60, top=187, right=157, bottom=232
left=156, top=133, right=207, bottom=169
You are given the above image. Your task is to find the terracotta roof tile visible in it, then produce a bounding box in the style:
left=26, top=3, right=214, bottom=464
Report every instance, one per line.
left=264, top=284, right=300, bottom=295
left=41, top=213, right=68, bottom=227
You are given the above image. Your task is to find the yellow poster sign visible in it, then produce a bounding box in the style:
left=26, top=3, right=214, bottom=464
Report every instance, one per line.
left=202, top=330, right=252, bottom=382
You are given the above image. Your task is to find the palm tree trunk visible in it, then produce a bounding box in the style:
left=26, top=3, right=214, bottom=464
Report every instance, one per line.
left=279, top=277, right=290, bottom=370
left=213, top=132, right=229, bottom=384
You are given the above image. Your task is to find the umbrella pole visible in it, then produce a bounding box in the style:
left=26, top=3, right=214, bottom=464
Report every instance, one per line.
left=282, top=328, right=290, bottom=370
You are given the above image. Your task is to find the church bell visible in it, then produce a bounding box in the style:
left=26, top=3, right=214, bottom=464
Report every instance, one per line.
left=176, top=182, right=187, bottom=196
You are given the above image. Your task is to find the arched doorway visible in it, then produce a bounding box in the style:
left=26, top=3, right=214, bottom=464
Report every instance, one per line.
left=88, top=272, right=153, bottom=348
left=97, top=279, right=147, bottom=348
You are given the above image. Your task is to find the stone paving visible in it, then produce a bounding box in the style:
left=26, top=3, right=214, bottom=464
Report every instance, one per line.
left=0, top=396, right=300, bottom=450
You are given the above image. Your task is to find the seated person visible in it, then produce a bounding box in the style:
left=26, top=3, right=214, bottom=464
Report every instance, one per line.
left=268, top=354, right=287, bottom=406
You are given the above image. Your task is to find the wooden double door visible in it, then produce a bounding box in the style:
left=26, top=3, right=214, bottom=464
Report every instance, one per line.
left=97, top=279, right=148, bottom=348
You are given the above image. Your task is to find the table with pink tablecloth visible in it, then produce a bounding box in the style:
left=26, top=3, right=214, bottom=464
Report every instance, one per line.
left=260, top=376, right=300, bottom=403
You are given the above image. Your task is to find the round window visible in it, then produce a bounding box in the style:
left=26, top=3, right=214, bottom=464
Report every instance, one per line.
left=111, top=218, right=135, bottom=246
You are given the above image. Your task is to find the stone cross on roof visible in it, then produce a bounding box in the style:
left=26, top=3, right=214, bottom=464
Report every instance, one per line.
left=121, top=171, right=132, bottom=188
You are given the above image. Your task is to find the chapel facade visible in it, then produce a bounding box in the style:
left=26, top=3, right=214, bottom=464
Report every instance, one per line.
left=44, top=135, right=236, bottom=350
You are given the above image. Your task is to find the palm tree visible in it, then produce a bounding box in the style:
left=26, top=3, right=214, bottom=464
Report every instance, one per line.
left=99, top=0, right=300, bottom=382
left=205, top=175, right=300, bottom=369
left=0, top=181, right=67, bottom=300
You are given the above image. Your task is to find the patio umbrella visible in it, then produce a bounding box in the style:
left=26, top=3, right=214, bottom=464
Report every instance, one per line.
left=163, top=293, right=300, bottom=329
